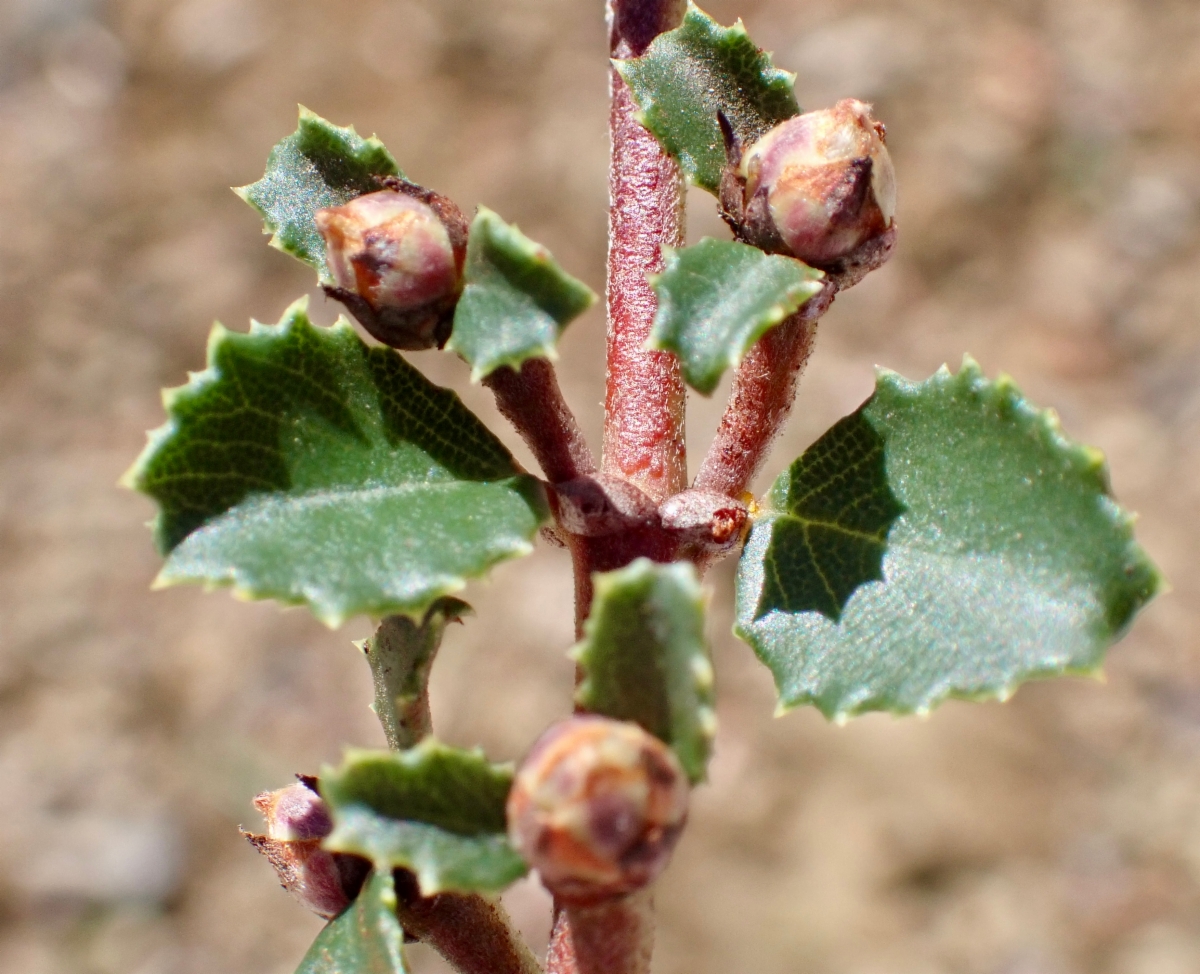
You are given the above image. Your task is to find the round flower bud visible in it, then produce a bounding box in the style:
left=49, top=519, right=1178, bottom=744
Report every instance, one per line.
left=738, top=99, right=895, bottom=269
left=507, top=716, right=689, bottom=905
left=315, top=185, right=466, bottom=350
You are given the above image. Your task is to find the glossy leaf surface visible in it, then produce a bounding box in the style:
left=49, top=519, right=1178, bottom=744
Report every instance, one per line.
left=447, top=208, right=596, bottom=381
left=322, top=743, right=526, bottom=895
left=615, top=2, right=798, bottom=193
left=236, top=107, right=401, bottom=281
left=296, top=869, right=406, bottom=974
left=126, top=299, right=547, bottom=626
left=649, top=239, right=824, bottom=394
left=736, top=358, right=1163, bottom=719
left=573, top=559, right=715, bottom=782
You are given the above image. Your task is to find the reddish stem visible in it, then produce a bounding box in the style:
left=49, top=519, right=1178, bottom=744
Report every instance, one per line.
left=394, top=870, right=542, bottom=974
left=693, top=285, right=835, bottom=498
left=550, top=4, right=688, bottom=972
left=545, top=893, right=655, bottom=974
left=483, top=358, right=596, bottom=483
left=602, top=43, right=687, bottom=505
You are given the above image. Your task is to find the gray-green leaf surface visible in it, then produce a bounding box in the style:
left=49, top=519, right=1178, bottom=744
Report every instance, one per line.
left=447, top=208, right=596, bottom=381
left=615, top=2, right=799, bottom=193
left=296, top=869, right=406, bottom=974
left=236, top=107, right=401, bottom=281
left=322, top=742, right=526, bottom=895
left=649, top=239, right=824, bottom=394
left=736, top=357, right=1163, bottom=720
left=573, top=559, right=715, bottom=782
left=125, top=298, right=547, bottom=626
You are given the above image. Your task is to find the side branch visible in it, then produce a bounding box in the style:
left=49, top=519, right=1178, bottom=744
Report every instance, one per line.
left=693, top=285, right=835, bottom=498
left=484, top=359, right=597, bottom=484
left=603, top=56, right=687, bottom=504
left=394, top=870, right=543, bottom=974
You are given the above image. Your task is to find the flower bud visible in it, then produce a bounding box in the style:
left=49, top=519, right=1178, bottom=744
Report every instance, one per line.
left=315, top=183, right=466, bottom=350
left=243, top=779, right=368, bottom=919
left=507, top=716, right=689, bottom=905
left=737, top=99, right=895, bottom=269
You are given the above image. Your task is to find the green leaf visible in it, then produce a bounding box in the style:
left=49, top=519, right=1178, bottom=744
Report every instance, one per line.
left=614, top=2, right=799, bottom=194
left=572, top=559, right=715, bottom=783
left=649, top=239, right=824, bottom=395
left=358, top=599, right=472, bottom=751
left=297, top=869, right=406, bottom=974
left=124, top=298, right=547, bottom=626
left=322, top=742, right=526, bottom=895
left=236, top=107, right=401, bottom=282
left=735, top=357, right=1164, bottom=720
left=328, top=807, right=526, bottom=896
left=447, top=208, right=596, bottom=381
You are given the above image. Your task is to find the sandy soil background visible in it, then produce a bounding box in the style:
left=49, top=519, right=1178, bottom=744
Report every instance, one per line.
left=1, top=0, right=1198, bottom=972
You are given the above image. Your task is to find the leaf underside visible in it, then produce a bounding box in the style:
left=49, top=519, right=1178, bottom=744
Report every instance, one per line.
left=297, top=869, right=406, bottom=974
left=236, top=107, right=401, bottom=281
left=322, top=742, right=526, bottom=895
left=615, top=2, right=799, bottom=193
left=573, top=559, right=715, bottom=783
left=649, top=239, right=824, bottom=394
left=125, top=298, right=547, bottom=626
left=735, top=357, right=1163, bottom=720
left=447, top=207, right=596, bottom=381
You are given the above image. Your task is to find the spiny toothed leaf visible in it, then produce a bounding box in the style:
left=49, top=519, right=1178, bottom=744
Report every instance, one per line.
left=322, top=742, right=526, bottom=895
left=447, top=208, right=596, bottom=381
left=572, top=559, right=715, bottom=783
left=236, top=107, right=400, bottom=281
left=296, top=869, right=406, bottom=974
left=614, top=2, right=799, bottom=194
left=735, top=357, right=1163, bottom=720
left=649, top=239, right=824, bottom=394
left=124, top=298, right=547, bottom=626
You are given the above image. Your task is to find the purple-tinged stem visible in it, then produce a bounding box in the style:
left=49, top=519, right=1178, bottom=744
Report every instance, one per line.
left=484, top=358, right=596, bottom=484
left=545, top=893, right=655, bottom=974
left=602, top=21, right=687, bottom=506
left=393, top=870, right=542, bottom=974
left=693, top=285, right=835, bottom=498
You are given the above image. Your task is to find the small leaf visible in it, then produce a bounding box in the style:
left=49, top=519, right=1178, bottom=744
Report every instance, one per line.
left=735, top=357, right=1164, bottom=720
left=322, top=742, right=527, bottom=895
left=125, top=297, right=547, bottom=626
left=615, top=2, right=799, bottom=194
left=358, top=599, right=472, bottom=751
left=236, top=107, right=401, bottom=281
left=297, top=869, right=406, bottom=974
left=649, top=239, right=824, bottom=394
left=447, top=208, right=596, bottom=381
left=572, top=559, right=715, bottom=783
left=329, top=807, right=526, bottom=896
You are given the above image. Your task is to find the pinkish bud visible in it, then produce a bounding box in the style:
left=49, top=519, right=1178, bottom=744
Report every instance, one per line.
left=507, top=716, right=689, bottom=905
left=243, top=780, right=367, bottom=919
left=315, top=183, right=466, bottom=350
left=737, top=99, right=895, bottom=269
left=253, top=779, right=334, bottom=840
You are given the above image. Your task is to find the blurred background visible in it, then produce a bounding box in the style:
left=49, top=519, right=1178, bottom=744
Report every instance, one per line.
left=1, top=0, right=1198, bottom=971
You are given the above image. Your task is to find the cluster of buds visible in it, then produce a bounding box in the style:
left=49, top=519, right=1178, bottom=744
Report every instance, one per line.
left=315, top=178, right=468, bottom=350
left=722, top=98, right=896, bottom=279
left=242, top=778, right=368, bottom=919
left=507, top=716, right=689, bottom=905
